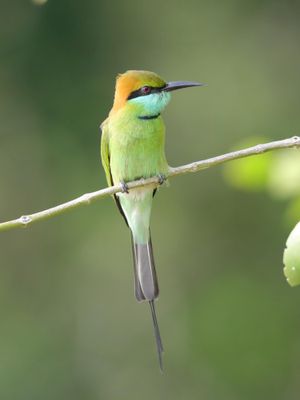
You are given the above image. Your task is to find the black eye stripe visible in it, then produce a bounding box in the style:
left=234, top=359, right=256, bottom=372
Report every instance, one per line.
left=127, top=85, right=166, bottom=100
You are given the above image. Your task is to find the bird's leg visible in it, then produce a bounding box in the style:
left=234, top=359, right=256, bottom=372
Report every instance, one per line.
left=157, top=173, right=166, bottom=185
left=120, top=180, right=129, bottom=194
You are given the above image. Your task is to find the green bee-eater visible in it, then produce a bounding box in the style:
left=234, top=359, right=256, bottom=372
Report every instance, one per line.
left=100, top=70, right=203, bottom=369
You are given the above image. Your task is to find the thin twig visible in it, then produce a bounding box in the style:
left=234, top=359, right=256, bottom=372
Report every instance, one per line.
left=1, top=136, right=299, bottom=232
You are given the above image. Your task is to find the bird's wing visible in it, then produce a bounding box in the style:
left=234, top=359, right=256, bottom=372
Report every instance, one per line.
left=100, top=119, right=128, bottom=226
left=100, top=118, right=113, bottom=187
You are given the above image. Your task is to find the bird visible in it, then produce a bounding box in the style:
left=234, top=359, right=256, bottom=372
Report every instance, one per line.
left=100, top=70, right=204, bottom=370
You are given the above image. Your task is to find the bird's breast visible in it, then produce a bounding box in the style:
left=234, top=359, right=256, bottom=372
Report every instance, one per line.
left=109, top=115, right=168, bottom=183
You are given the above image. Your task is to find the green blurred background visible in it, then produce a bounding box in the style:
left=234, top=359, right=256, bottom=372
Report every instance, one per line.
left=1, top=0, right=300, bottom=399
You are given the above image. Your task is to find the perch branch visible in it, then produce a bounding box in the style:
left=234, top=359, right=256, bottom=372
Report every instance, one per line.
left=1, top=136, right=299, bottom=232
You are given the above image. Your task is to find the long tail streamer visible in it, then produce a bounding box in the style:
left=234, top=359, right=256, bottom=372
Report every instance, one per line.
left=149, top=300, right=164, bottom=372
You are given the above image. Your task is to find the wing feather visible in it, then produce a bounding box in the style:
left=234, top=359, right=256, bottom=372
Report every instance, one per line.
left=100, top=119, right=128, bottom=226
left=100, top=118, right=112, bottom=186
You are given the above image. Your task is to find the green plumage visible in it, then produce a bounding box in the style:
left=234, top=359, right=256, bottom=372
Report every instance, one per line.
left=102, top=111, right=168, bottom=185
left=101, top=91, right=169, bottom=247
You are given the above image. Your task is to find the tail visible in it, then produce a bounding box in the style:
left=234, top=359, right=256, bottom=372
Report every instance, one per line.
left=131, top=233, right=164, bottom=371
left=131, top=233, right=158, bottom=301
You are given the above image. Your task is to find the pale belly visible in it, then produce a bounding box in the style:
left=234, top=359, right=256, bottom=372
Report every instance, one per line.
left=117, top=186, right=154, bottom=243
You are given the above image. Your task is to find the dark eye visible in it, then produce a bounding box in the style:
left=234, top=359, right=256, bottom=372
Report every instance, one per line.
left=141, top=86, right=151, bottom=95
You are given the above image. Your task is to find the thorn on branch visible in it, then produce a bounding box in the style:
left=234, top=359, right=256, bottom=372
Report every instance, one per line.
left=254, top=144, right=263, bottom=154
left=80, top=194, right=91, bottom=204
left=292, top=136, right=300, bottom=147
left=20, top=215, right=31, bottom=226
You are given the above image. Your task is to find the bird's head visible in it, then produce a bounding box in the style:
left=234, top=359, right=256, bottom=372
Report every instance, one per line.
left=110, top=70, right=204, bottom=118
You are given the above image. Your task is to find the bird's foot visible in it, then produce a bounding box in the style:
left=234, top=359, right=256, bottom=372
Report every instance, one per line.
left=120, top=180, right=129, bottom=193
left=157, top=174, right=166, bottom=185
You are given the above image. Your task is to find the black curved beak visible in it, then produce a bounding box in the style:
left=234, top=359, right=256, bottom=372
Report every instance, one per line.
left=163, top=81, right=206, bottom=92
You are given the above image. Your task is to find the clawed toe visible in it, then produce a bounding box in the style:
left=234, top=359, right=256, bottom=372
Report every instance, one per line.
left=120, top=180, right=129, bottom=193
left=157, top=174, right=166, bottom=185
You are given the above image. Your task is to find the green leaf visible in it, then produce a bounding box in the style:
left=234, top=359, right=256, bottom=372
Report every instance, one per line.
left=283, top=222, right=300, bottom=286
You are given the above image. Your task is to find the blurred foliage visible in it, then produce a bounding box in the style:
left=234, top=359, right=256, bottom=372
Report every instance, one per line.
left=31, top=0, right=48, bottom=5
left=268, top=150, right=300, bottom=200
left=1, top=0, right=300, bottom=399
left=224, top=137, right=300, bottom=224
left=223, top=137, right=273, bottom=191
